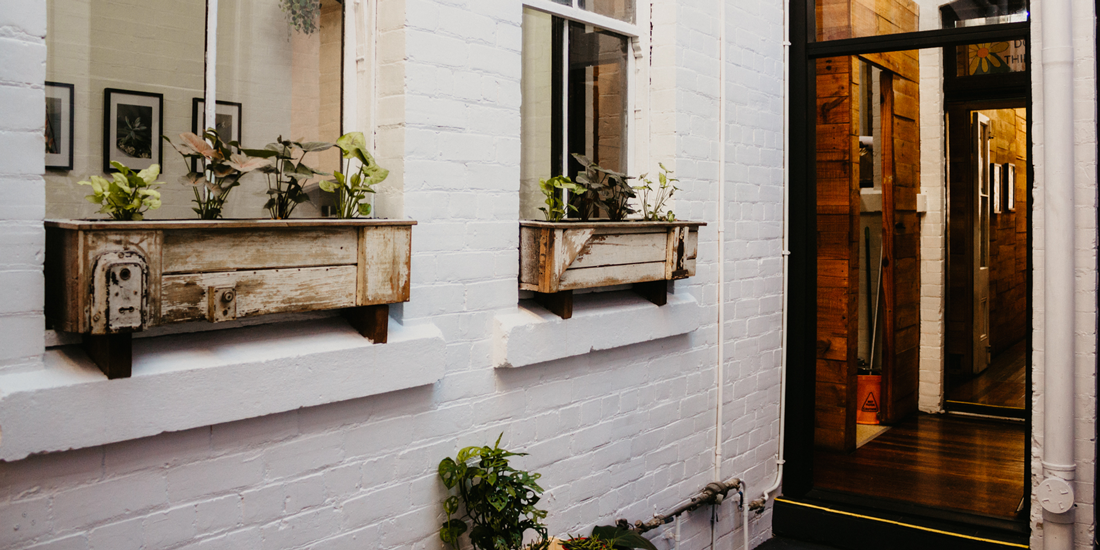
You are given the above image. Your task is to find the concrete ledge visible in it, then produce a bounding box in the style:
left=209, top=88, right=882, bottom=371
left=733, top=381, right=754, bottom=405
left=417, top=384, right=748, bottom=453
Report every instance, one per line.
left=0, top=318, right=445, bottom=460
left=493, top=290, right=703, bottom=369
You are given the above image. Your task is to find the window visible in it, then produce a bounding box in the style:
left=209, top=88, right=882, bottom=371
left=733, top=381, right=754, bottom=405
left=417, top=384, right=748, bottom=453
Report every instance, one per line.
left=44, top=0, right=357, bottom=219
left=519, top=1, right=637, bottom=220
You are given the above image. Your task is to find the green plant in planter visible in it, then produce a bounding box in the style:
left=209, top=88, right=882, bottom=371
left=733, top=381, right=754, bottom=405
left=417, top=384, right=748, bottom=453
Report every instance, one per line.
left=244, top=136, right=332, bottom=220
left=571, top=154, right=635, bottom=221
left=560, top=526, right=656, bottom=550
left=164, top=130, right=269, bottom=219
left=78, top=161, right=164, bottom=221
left=280, top=0, right=321, bottom=34
left=438, top=435, right=550, bottom=550
left=319, top=131, right=388, bottom=218
left=635, top=163, right=679, bottom=222
left=538, top=175, right=586, bottom=221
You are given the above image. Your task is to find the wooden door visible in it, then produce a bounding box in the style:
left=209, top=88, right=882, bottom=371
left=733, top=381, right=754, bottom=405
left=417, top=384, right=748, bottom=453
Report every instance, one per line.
left=972, top=113, right=992, bottom=374
left=879, top=69, right=921, bottom=424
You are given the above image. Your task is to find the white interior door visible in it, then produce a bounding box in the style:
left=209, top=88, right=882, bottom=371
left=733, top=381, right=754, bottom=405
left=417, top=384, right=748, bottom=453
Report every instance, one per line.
left=973, top=112, right=991, bottom=374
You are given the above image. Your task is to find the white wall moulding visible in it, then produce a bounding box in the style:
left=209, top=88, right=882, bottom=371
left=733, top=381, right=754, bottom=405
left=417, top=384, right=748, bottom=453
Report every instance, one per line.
left=0, top=317, right=445, bottom=461
left=44, top=218, right=415, bottom=378
left=493, top=290, right=704, bottom=369
left=518, top=220, right=705, bottom=318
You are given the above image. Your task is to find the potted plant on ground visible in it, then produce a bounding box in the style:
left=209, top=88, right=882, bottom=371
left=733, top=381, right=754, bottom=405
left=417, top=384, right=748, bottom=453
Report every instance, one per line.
left=438, top=435, right=551, bottom=550
left=520, top=158, right=705, bottom=319
left=44, top=132, right=414, bottom=380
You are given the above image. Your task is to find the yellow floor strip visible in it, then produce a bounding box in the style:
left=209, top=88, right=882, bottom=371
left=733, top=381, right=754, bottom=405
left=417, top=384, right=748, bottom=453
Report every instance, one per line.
left=774, top=498, right=1029, bottom=548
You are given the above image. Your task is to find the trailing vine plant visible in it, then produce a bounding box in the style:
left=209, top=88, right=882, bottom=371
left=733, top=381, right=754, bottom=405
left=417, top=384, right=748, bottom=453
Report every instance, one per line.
left=280, top=0, right=322, bottom=34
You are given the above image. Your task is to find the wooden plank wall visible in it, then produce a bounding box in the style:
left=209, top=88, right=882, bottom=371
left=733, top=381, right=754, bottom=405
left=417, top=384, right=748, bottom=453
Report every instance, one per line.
left=815, top=55, right=861, bottom=452
left=882, top=60, right=921, bottom=423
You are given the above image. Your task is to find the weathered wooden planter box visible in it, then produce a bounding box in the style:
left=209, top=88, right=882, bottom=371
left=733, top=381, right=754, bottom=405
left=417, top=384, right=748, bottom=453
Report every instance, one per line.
left=44, top=218, right=415, bottom=378
left=519, top=220, right=705, bottom=318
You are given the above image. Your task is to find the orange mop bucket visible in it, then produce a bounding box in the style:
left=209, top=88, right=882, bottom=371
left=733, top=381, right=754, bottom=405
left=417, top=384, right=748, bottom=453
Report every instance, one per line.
left=856, top=374, right=881, bottom=425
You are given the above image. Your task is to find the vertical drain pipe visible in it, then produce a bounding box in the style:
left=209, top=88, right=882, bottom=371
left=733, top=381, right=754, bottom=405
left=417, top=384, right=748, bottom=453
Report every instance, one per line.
left=1038, top=0, right=1078, bottom=547
left=713, top=0, right=733, bottom=544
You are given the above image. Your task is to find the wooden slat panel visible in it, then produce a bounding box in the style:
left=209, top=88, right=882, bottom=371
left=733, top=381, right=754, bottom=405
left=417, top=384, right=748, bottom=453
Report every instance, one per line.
left=161, top=266, right=357, bottom=323
left=44, top=226, right=84, bottom=333
left=359, top=226, right=412, bottom=305
left=519, top=226, right=541, bottom=285
left=569, top=230, right=657, bottom=270
left=558, top=262, right=667, bottom=290
left=162, top=228, right=358, bottom=274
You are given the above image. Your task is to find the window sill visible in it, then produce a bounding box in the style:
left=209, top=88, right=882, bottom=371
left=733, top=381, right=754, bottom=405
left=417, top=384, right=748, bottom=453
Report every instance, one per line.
left=493, top=289, right=704, bottom=369
left=0, top=317, right=445, bottom=461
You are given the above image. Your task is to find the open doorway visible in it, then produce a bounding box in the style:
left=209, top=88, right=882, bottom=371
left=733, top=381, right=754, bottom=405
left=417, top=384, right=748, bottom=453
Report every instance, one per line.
left=944, top=104, right=1029, bottom=418
left=804, top=38, right=1030, bottom=532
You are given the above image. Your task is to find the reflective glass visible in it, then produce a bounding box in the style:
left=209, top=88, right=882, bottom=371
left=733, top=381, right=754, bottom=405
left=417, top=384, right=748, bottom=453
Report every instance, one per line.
left=815, top=0, right=1027, bottom=41
left=45, top=0, right=205, bottom=218
left=579, top=0, right=636, bottom=24
left=217, top=0, right=345, bottom=217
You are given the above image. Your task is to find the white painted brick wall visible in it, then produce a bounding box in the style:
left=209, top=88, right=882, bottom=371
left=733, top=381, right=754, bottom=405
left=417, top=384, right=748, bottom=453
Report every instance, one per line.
left=0, top=0, right=45, bottom=373
left=1029, top=0, right=1099, bottom=547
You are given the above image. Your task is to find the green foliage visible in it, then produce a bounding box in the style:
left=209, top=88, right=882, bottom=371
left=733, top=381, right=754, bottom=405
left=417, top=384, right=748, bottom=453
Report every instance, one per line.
left=78, top=161, right=164, bottom=221
left=561, top=536, right=613, bottom=550
left=164, top=130, right=269, bottom=219
left=319, top=132, right=389, bottom=218
left=571, top=154, right=635, bottom=221
left=538, top=175, right=586, bottom=221
left=634, top=163, right=679, bottom=222
left=589, top=526, right=658, bottom=550
left=438, top=435, right=550, bottom=550
left=280, top=0, right=321, bottom=34
left=243, top=136, right=332, bottom=220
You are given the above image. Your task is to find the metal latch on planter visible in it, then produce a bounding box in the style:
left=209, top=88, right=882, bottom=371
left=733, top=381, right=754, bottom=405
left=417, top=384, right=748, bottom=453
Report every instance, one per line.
left=91, top=251, right=148, bottom=333
left=208, top=286, right=237, bottom=322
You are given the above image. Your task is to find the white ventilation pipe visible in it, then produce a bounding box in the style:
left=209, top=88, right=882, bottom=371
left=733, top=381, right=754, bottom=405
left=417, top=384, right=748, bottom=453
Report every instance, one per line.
left=752, top=0, right=791, bottom=513
left=1038, top=0, right=1078, bottom=547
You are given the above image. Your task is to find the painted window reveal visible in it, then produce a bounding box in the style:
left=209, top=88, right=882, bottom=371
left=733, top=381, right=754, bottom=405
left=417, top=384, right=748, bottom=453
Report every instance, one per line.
left=519, top=4, right=633, bottom=221
left=43, top=0, right=350, bottom=220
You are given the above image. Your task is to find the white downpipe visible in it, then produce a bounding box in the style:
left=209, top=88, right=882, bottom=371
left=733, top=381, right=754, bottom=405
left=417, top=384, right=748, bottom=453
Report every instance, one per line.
left=1039, top=0, right=1078, bottom=546
left=714, top=0, right=727, bottom=489
left=757, top=0, right=791, bottom=509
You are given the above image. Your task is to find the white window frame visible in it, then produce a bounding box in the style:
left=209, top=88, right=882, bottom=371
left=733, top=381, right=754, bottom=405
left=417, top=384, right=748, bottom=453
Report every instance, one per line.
left=522, top=0, right=641, bottom=183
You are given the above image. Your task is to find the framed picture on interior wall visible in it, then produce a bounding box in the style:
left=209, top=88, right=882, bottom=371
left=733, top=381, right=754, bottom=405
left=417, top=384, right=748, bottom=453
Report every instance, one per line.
left=103, top=88, right=163, bottom=173
left=1004, top=162, right=1016, bottom=212
left=190, top=98, right=242, bottom=172
left=991, top=163, right=1002, bottom=214
left=191, top=98, right=242, bottom=143
left=45, top=82, right=74, bottom=170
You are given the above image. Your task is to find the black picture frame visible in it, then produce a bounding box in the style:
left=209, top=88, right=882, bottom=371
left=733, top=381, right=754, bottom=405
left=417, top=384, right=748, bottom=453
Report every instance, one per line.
left=45, top=81, right=75, bottom=171
left=190, top=98, right=243, bottom=173
left=190, top=98, right=243, bottom=144
left=103, top=88, right=163, bottom=173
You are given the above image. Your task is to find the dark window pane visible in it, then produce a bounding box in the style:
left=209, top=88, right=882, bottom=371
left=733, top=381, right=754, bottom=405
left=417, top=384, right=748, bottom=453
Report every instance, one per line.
left=568, top=22, right=629, bottom=177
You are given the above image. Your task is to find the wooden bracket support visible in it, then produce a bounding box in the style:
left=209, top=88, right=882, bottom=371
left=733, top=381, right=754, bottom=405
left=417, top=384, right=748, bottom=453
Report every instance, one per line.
left=83, top=333, right=133, bottom=379
left=344, top=304, right=390, bottom=343
left=633, top=280, right=669, bottom=306
left=534, top=290, right=573, bottom=319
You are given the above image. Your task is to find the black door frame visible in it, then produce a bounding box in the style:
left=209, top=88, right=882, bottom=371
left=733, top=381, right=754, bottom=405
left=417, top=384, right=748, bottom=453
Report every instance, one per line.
left=779, top=1, right=1032, bottom=544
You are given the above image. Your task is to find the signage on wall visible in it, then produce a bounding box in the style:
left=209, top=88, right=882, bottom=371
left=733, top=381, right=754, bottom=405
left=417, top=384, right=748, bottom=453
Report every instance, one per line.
left=966, top=40, right=1026, bottom=75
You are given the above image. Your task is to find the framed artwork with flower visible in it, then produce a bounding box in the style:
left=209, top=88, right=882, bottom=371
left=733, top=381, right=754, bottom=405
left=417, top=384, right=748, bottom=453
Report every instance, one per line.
left=103, top=88, right=163, bottom=173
